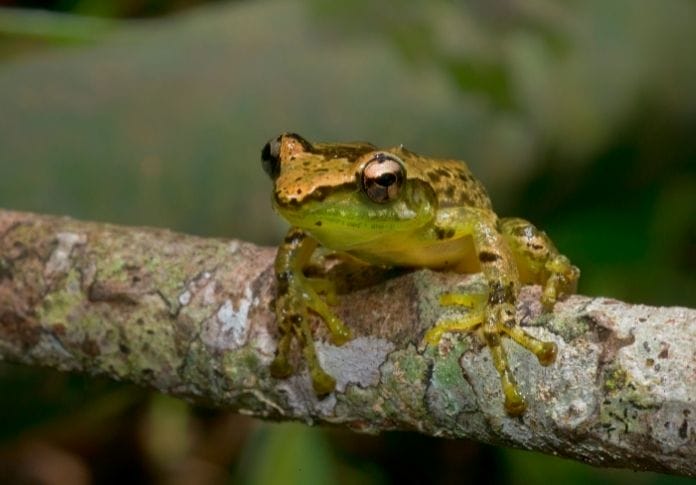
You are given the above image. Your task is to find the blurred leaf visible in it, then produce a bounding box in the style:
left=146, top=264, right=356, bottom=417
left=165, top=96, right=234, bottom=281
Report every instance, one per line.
left=503, top=447, right=696, bottom=485
left=0, top=7, right=115, bottom=41
left=237, top=423, right=337, bottom=485
left=446, top=58, right=513, bottom=109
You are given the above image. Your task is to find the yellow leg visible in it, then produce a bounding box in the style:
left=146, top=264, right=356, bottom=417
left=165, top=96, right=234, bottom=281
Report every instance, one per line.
left=269, top=333, right=294, bottom=378
left=300, top=284, right=351, bottom=344
left=306, top=276, right=339, bottom=305
left=423, top=313, right=483, bottom=345
left=298, top=319, right=336, bottom=395
left=501, top=325, right=557, bottom=366
left=270, top=228, right=352, bottom=396
left=439, top=292, right=487, bottom=308
left=487, top=336, right=526, bottom=415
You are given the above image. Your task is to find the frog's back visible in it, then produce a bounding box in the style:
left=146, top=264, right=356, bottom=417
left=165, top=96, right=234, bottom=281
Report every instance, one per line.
left=391, top=147, right=492, bottom=210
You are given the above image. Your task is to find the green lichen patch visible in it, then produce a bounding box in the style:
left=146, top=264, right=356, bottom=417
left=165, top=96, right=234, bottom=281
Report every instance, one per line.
left=597, top=363, right=663, bottom=441
left=223, top=347, right=265, bottom=389
left=603, top=365, right=628, bottom=393
left=374, top=347, right=430, bottom=429
left=426, top=339, right=478, bottom=428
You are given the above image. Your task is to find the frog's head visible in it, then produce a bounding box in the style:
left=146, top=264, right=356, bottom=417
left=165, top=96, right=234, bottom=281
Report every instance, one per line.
left=261, top=133, right=437, bottom=250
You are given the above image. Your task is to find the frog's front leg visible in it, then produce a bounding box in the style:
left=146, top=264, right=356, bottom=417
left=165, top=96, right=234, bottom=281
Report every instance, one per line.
left=270, top=228, right=352, bottom=395
left=425, top=209, right=557, bottom=415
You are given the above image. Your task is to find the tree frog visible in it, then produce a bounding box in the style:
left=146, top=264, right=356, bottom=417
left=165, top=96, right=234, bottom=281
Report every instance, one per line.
left=261, top=133, right=579, bottom=415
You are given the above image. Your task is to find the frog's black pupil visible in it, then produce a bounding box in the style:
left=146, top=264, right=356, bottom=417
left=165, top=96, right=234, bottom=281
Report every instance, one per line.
left=261, top=137, right=281, bottom=179
left=376, top=172, right=397, bottom=187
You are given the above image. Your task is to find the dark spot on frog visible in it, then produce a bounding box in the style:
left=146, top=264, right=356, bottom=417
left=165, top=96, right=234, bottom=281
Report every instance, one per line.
left=427, top=171, right=441, bottom=183
left=488, top=282, right=515, bottom=305
left=463, top=193, right=476, bottom=205
left=297, top=189, right=302, bottom=195
left=512, top=224, right=535, bottom=238
left=457, top=172, right=475, bottom=183
left=444, top=185, right=456, bottom=199
left=434, top=227, right=455, bottom=240
left=434, top=167, right=452, bottom=178
left=315, top=221, right=322, bottom=227
left=478, top=251, right=500, bottom=263
left=276, top=273, right=290, bottom=293
left=645, top=358, right=654, bottom=367
left=309, top=143, right=376, bottom=161
left=119, top=343, right=131, bottom=354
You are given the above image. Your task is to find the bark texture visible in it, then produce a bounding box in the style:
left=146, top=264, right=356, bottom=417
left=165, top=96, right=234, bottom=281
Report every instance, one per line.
left=0, top=209, right=694, bottom=477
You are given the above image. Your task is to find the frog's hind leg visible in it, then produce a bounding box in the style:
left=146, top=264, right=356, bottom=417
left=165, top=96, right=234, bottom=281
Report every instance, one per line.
left=498, top=218, right=580, bottom=310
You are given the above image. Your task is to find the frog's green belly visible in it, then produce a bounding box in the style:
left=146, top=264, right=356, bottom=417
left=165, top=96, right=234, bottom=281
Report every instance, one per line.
left=345, top=235, right=481, bottom=273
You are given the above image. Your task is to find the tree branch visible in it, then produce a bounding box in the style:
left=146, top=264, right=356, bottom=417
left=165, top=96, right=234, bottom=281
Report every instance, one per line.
left=0, top=209, right=693, bottom=477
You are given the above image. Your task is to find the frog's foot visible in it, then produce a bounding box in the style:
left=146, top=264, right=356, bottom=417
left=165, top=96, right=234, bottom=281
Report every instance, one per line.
left=423, top=291, right=487, bottom=345
left=306, top=276, right=339, bottom=305
left=270, top=275, right=351, bottom=395
left=541, top=255, right=580, bottom=311
left=424, top=296, right=557, bottom=416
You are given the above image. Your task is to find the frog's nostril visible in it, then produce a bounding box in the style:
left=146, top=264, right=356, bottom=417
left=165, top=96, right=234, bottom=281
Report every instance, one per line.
left=261, top=136, right=282, bottom=179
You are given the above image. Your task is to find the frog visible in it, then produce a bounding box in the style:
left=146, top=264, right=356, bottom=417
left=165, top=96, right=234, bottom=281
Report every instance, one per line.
left=261, top=133, right=579, bottom=415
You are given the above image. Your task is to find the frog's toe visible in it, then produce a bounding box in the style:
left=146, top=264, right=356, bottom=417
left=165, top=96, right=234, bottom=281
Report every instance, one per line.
left=422, top=311, right=484, bottom=346
left=270, top=354, right=293, bottom=378
left=537, top=341, right=557, bottom=366
left=439, top=292, right=487, bottom=308
left=504, top=389, right=527, bottom=416
left=542, top=256, right=580, bottom=309
left=304, top=291, right=352, bottom=345
left=310, top=368, right=337, bottom=396
left=306, top=277, right=339, bottom=305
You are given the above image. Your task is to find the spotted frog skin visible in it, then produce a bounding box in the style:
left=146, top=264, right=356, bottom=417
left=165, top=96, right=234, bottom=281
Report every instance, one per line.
left=262, top=133, right=579, bottom=415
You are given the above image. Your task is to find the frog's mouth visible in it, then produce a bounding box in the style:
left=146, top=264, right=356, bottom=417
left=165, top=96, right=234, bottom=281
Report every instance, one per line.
left=273, top=188, right=435, bottom=251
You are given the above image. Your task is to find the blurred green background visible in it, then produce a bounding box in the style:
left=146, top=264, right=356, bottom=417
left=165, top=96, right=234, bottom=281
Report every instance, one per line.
left=0, top=0, right=694, bottom=483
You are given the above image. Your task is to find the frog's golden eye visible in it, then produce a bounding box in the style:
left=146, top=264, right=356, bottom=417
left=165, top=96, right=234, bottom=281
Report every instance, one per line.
left=360, top=153, right=405, bottom=203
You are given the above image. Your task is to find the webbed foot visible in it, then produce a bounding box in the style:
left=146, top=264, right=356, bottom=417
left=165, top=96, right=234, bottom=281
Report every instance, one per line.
left=424, top=292, right=556, bottom=416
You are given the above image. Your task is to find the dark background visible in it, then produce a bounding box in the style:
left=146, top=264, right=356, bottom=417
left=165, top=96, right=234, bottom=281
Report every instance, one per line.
left=0, top=0, right=694, bottom=483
